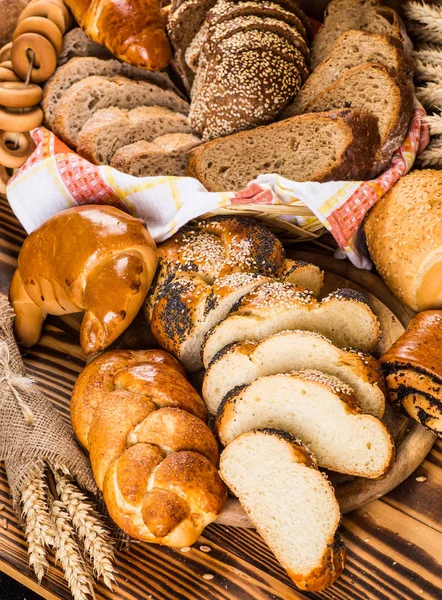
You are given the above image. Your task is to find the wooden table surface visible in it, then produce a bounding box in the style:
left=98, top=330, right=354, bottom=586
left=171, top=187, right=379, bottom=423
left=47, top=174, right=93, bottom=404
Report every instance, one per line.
left=1, top=196, right=442, bottom=600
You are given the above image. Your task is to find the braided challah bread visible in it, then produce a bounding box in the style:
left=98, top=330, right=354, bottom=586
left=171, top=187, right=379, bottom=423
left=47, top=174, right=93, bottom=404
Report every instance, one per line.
left=145, top=216, right=324, bottom=371
left=71, top=349, right=227, bottom=546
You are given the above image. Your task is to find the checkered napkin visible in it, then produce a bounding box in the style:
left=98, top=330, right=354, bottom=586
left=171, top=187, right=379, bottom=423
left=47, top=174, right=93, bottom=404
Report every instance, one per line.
left=6, top=105, right=428, bottom=269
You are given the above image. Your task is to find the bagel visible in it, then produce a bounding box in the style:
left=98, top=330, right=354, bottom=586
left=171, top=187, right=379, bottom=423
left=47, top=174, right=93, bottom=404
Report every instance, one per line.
left=11, top=33, right=57, bottom=83
left=0, top=81, right=43, bottom=108
left=18, top=1, right=70, bottom=34
left=0, top=43, right=12, bottom=63
left=0, top=106, right=44, bottom=132
left=0, top=67, right=20, bottom=82
left=0, top=131, right=36, bottom=168
left=13, top=16, right=63, bottom=54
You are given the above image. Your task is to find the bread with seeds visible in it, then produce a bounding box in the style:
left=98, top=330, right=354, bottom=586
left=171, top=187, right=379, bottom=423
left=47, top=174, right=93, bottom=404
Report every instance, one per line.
left=203, top=329, right=386, bottom=417
left=188, top=109, right=381, bottom=191
left=216, top=370, right=394, bottom=477
left=220, top=429, right=345, bottom=592
left=202, top=282, right=380, bottom=368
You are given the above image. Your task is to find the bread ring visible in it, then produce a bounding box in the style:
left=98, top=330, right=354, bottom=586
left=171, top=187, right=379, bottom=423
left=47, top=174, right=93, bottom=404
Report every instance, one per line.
left=18, top=1, right=70, bottom=34
left=11, top=34, right=57, bottom=83
left=13, top=17, right=63, bottom=54
left=0, top=61, right=15, bottom=71
left=0, top=106, right=44, bottom=132
left=0, top=131, right=35, bottom=168
left=0, top=165, right=11, bottom=195
left=0, top=82, right=43, bottom=108
left=0, top=43, right=12, bottom=63
left=0, top=67, right=20, bottom=82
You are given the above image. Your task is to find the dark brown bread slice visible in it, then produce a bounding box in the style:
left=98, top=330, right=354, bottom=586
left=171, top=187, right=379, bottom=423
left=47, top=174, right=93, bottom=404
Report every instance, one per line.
left=284, top=63, right=414, bottom=176
left=290, top=30, right=411, bottom=115
left=188, top=109, right=381, bottom=191
left=57, top=28, right=112, bottom=66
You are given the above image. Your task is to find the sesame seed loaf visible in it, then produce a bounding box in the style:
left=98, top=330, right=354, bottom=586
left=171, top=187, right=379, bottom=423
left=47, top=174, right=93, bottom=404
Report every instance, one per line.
left=289, top=30, right=412, bottom=116
left=57, top=28, right=112, bottom=66
left=283, top=63, right=414, bottom=176
left=52, top=76, right=190, bottom=149
left=202, top=282, right=381, bottom=368
left=310, top=0, right=412, bottom=69
left=203, top=329, right=386, bottom=417
left=77, top=106, right=195, bottom=166
left=110, top=133, right=202, bottom=177
left=219, top=429, right=345, bottom=592
left=187, top=109, right=381, bottom=191
left=44, top=57, right=182, bottom=129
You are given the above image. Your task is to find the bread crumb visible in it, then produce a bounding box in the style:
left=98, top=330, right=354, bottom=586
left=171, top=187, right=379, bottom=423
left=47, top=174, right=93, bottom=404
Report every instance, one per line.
left=199, top=545, right=211, bottom=553
left=364, top=538, right=370, bottom=542
left=180, top=546, right=192, bottom=553
left=2, top=518, right=7, bottom=529
left=0, top=503, right=5, bottom=512
left=202, top=573, right=214, bottom=580
left=416, top=476, right=427, bottom=482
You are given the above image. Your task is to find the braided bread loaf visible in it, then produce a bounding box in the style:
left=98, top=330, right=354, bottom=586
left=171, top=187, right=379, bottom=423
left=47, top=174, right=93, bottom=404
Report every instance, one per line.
left=146, top=216, right=324, bottom=371
left=71, top=349, right=227, bottom=547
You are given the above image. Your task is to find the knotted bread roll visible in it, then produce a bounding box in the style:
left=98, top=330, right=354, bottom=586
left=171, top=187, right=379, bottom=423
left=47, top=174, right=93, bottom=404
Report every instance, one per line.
left=10, top=205, right=157, bottom=354
left=71, top=349, right=227, bottom=546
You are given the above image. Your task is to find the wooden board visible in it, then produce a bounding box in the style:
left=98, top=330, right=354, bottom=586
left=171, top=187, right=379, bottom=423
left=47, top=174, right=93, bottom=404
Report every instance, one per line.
left=0, top=197, right=441, bottom=600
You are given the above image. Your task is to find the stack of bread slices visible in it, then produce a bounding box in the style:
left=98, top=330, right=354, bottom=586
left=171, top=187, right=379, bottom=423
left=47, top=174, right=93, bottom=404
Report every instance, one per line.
left=43, top=50, right=202, bottom=176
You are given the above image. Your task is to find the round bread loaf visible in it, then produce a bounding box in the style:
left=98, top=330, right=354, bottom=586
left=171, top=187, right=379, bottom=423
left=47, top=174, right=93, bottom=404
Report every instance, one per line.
left=364, top=170, right=442, bottom=312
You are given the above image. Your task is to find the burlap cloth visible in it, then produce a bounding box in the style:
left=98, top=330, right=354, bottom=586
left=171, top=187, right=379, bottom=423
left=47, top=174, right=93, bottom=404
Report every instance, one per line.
left=0, top=295, right=97, bottom=510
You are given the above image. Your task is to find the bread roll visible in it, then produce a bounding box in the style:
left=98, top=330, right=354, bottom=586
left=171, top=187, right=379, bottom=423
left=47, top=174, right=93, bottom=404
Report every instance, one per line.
left=364, top=170, right=442, bottom=312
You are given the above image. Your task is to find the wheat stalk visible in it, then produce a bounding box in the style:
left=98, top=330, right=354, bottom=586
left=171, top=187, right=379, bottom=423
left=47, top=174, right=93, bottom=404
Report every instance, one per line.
left=414, top=44, right=442, bottom=67
left=50, top=495, right=96, bottom=600
left=54, top=471, right=115, bottom=590
left=416, top=81, right=442, bottom=109
left=418, top=135, right=442, bottom=167
left=21, top=465, right=56, bottom=583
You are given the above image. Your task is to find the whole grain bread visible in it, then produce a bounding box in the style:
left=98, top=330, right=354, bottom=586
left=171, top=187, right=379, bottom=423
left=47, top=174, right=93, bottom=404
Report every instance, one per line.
left=77, top=106, right=194, bottom=165
left=52, top=76, right=190, bottom=149
left=283, top=63, right=414, bottom=176
left=57, top=28, right=113, bottom=66
left=44, top=57, right=183, bottom=129
left=188, top=109, right=381, bottom=191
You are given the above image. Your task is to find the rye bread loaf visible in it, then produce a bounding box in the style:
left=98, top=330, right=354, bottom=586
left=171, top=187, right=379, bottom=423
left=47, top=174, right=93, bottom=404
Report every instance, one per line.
left=77, top=106, right=194, bottom=165
left=44, top=57, right=182, bottom=129
left=202, top=282, right=381, bottom=368
left=52, top=76, right=190, bottom=149
left=310, top=0, right=412, bottom=69
left=57, top=28, right=112, bottom=66
left=219, top=429, right=345, bottom=592
left=290, top=30, right=411, bottom=115
left=283, top=63, right=414, bottom=176
left=203, top=329, right=386, bottom=417
left=110, top=133, right=202, bottom=177
left=216, top=370, right=394, bottom=477
left=187, top=109, right=381, bottom=191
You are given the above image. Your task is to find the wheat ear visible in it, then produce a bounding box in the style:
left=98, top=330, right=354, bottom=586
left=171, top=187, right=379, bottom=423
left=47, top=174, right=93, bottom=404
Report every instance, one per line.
left=405, top=2, right=442, bottom=43
left=416, top=81, right=442, bottom=110
left=21, top=465, right=56, bottom=583
left=50, top=494, right=96, bottom=600
left=54, top=471, right=116, bottom=590
left=425, top=114, right=442, bottom=137
left=414, top=45, right=442, bottom=67
left=415, top=58, right=442, bottom=82
left=418, top=136, right=442, bottom=167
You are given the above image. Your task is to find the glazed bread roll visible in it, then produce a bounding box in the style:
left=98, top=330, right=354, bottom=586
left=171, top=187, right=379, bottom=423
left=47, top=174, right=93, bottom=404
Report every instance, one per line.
left=10, top=205, right=157, bottom=355
left=71, top=349, right=227, bottom=546
left=63, top=0, right=172, bottom=70
left=364, top=170, right=442, bottom=312
left=380, top=311, right=442, bottom=437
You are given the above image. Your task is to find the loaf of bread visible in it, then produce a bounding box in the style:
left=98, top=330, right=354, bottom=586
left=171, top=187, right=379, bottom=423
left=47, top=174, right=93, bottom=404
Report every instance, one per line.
left=380, top=311, right=442, bottom=437
left=203, top=329, right=386, bottom=417
left=220, top=429, right=345, bottom=592
left=364, top=170, right=442, bottom=312
left=202, top=282, right=380, bottom=368
left=71, top=349, right=227, bottom=546
left=216, top=370, right=394, bottom=477
left=63, top=0, right=172, bottom=70
left=10, top=206, right=157, bottom=355
left=146, top=216, right=324, bottom=371
left=187, top=109, right=381, bottom=191
left=0, top=0, right=30, bottom=47
left=57, top=28, right=113, bottom=66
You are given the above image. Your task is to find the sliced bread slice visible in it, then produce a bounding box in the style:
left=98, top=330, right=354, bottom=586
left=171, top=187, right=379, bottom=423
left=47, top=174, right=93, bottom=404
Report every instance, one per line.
left=290, top=30, right=411, bottom=115
left=283, top=63, right=414, bottom=175
left=203, top=329, right=386, bottom=416
left=219, top=429, right=345, bottom=592
left=57, top=28, right=112, bottom=66
left=44, top=57, right=182, bottom=129
left=52, top=76, right=190, bottom=149
left=110, top=133, right=202, bottom=177
left=202, top=282, right=381, bottom=368
left=216, top=371, right=394, bottom=477
left=77, top=106, right=194, bottom=165
left=282, top=259, right=323, bottom=296
left=187, top=109, right=381, bottom=191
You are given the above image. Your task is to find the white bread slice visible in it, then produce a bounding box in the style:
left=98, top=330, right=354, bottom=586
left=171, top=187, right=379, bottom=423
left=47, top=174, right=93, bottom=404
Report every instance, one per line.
left=202, top=282, right=381, bottom=368
left=203, top=329, right=386, bottom=417
left=281, top=259, right=323, bottom=296
left=216, top=370, right=394, bottom=477
left=219, top=429, right=346, bottom=592
left=77, top=106, right=195, bottom=165
left=52, top=76, right=190, bottom=148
